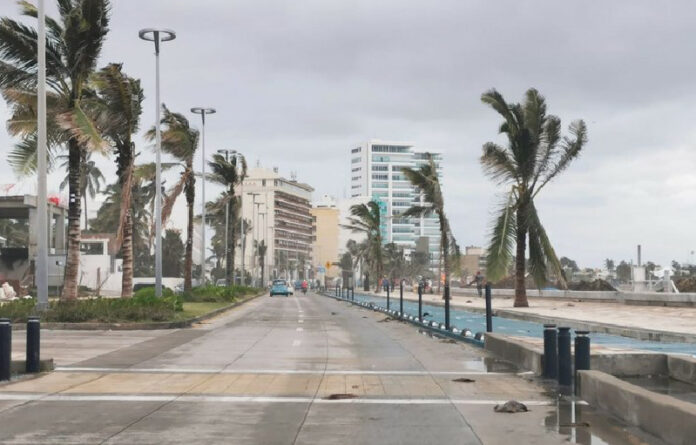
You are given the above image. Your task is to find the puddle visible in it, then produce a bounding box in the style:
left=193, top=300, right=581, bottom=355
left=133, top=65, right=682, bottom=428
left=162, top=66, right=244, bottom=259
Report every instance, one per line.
left=622, top=375, right=696, bottom=404
left=544, top=398, right=665, bottom=444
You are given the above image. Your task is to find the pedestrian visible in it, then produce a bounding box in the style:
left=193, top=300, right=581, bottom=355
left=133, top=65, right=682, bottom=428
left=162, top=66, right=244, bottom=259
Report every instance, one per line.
left=470, top=271, right=485, bottom=297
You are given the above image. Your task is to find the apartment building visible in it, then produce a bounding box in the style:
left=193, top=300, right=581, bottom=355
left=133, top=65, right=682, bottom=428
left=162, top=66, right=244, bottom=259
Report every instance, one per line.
left=238, top=167, right=314, bottom=283
left=349, top=140, right=443, bottom=270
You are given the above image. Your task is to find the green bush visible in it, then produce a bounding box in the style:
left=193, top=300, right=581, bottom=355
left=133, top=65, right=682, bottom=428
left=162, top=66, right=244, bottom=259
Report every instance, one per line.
left=0, top=298, right=37, bottom=322
left=182, top=285, right=258, bottom=303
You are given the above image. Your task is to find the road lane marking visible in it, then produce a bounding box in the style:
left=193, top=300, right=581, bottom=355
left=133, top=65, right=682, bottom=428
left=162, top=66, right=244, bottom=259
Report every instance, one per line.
left=298, top=320, right=304, bottom=323
left=0, top=393, right=567, bottom=405
left=55, top=367, right=516, bottom=376
left=296, top=327, right=303, bottom=332
left=292, top=340, right=302, bottom=346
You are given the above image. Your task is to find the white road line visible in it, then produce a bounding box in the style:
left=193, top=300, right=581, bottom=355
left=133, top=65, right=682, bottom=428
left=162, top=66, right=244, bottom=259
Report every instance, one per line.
left=292, top=340, right=302, bottom=347
left=0, top=393, right=566, bottom=406
left=54, top=367, right=516, bottom=376
left=296, top=327, right=303, bottom=332
left=298, top=319, right=304, bottom=323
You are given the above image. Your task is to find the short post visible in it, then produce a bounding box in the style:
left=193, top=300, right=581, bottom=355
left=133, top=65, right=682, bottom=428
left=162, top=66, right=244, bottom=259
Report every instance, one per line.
left=484, top=283, right=492, bottom=332
left=574, top=330, right=591, bottom=394
left=543, top=324, right=558, bottom=379
left=0, top=318, right=11, bottom=381
left=399, top=280, right=404, bottom=318
left=351, top=287, right=355, bottom=301
left=557, top=327, right=572, bottom=388
left=26, top=317, right=40, bottom=373
left=444, top=283, right=450, bottom=330
left=386, top=282, right=390, bottom=310
left=418, top=282, right=423, bottom=321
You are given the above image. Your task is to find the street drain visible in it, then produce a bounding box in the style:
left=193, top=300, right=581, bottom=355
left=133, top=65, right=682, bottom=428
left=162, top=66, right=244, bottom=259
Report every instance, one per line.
left=452, top=378, right=476, bottom=383
left=325, top=393, right=358, bottom=400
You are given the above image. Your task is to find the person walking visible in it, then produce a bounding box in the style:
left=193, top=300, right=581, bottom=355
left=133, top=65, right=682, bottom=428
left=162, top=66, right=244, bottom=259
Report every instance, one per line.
left=471, top=271, right=485, bottom=297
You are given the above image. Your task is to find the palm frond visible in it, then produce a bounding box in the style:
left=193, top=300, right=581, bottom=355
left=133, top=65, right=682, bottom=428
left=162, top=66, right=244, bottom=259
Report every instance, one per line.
left=526, top=201, right=565, bottom=288
left=480, top=142, right=517, bottom=184
left=56, top=103, right=107, bottom=152
left=401, top=205, right=429, bottom=219
left=534, top=120, right=587, bottom=196
left=485, top=190, right=517, bottom=281
left=8, top=133, right=53, bottom=175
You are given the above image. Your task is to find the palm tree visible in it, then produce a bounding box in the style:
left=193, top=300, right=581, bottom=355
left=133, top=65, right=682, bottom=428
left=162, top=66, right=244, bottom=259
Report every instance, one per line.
left=59, top=153, right=104, bottom=231
left=480, top=88, right=587, bottom=307
left=90, top=63, right=143, bottom=297
left=146, top=105, right=199, bottom=292
left=0, top=0, right=111, bottom=300
left=343, top=201, right=384, bottom=292
left=402, top=153, right=458, bottom=328
left=207, top=153, right=247, bottom=285
left=346, top=239, right=368, bottom=290
left=255, top=240, right=267, bottom=286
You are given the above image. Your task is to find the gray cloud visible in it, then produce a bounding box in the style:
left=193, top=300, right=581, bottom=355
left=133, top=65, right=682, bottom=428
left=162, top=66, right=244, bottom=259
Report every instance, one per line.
left=1, top=0, right=695, bottom=267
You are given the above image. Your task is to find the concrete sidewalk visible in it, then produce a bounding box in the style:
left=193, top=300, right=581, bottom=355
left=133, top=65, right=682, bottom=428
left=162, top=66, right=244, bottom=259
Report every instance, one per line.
left=372, top=289, right=696, bottom=341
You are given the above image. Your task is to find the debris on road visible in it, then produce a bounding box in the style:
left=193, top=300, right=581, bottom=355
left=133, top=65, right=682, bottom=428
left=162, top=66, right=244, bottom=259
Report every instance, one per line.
left=493, top=400, right=529, bottom=413
left=452, top=377, right=476, bottom=383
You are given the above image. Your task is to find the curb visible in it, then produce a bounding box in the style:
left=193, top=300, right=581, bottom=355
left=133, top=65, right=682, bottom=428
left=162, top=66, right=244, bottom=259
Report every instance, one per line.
left=8, top=292, right=264, bottom=331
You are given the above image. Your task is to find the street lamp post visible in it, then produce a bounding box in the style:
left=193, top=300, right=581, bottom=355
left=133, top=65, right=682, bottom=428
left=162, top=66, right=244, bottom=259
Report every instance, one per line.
left=245, top=193, right=260, bottom=286
left=36, top=0, right=48, bottom=310
left=191, top=107, right=216, bottom=285
left=139, top=28, right=176, bottom=298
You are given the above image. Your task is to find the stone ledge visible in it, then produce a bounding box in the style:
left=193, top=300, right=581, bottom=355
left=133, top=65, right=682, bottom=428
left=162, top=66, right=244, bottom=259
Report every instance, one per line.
left=578, top=370, right=696, bottom=445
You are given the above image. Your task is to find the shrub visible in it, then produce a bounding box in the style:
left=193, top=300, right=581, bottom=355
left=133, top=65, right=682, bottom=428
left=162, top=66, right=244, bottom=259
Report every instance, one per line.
left=0, top=298, right=37, bottom=322
left=182, top=285, right=259, bottom=303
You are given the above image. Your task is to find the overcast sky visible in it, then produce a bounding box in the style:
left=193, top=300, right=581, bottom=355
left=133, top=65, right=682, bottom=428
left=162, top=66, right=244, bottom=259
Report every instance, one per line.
left=1, top=0, right=696, bottom=268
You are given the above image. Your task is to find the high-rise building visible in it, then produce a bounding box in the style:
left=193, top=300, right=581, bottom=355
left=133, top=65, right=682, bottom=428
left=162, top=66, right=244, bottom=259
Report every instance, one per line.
left=311, top=194, right=340, bottom=282
left=349, top=140, right=443, bottom=270
left=237, top=167, right=314, bottom=284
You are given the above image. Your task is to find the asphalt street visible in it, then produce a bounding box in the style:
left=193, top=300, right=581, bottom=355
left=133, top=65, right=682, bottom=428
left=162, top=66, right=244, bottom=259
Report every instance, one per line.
left=0, top=293, right=662, bottom=444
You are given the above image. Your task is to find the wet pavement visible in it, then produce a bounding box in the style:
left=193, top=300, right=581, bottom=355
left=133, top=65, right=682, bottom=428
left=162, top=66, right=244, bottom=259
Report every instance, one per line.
left=0, top=293, right=668, bottom=444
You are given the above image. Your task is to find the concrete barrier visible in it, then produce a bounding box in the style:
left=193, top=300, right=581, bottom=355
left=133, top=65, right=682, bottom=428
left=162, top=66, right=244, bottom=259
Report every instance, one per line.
left=484, top=333, right=667, bottom=377
left=452, top=287, right=696, bottom=306
left=578, top=370, right=696, bottom=445
left=668, top=355, right=696, bottom=385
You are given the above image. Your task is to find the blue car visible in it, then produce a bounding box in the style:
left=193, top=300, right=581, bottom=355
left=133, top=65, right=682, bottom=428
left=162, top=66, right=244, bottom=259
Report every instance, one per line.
left=270, top=279, right=291, bottom=297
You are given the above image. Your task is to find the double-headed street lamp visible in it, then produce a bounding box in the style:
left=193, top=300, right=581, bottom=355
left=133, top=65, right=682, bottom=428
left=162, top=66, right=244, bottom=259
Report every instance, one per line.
left=35, top=0, right=48, bottom=310
left=139, top=28, right=176, bottom=298
left=191, top=107, right=216, bottom=285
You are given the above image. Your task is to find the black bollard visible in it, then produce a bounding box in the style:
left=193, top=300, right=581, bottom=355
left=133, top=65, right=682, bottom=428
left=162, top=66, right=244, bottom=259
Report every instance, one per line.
left=351, top=287, right=355, bottom=301
left=574, top=330, right=591, bottom=394
left=543, top=324, right=558, bottom=379
left=0, top=318, right=10, bottom=381
left=386, top=283, right=390, bottom=310
left=444, top=283, right=450, bottom=330
left=418, top=283, right=423, bottom=321
left=485, top=283, right=492, bottom=332
left=399, top=280, right=404, bottom=318
left=557, top=327, right=572, bottom=387
left=26, top=317, right=40, bottom=373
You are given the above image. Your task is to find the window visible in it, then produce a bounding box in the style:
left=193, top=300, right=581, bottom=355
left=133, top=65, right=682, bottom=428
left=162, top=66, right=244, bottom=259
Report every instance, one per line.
left=351, top=167, right=361, bottom=172
left=372, top=155, right=390, bottom=162
left=392, top=227, right=412, bottom=233
left=351, top=157, right=361, bottom=164
left=262, top=179, right=266, bottom=186
left=373, top=182, right=388, bottom=189
left=371, top=145, right=409, bottom=153
left=391, top=174, right=405, bottom=181
left=392, top=192, right=411, bottom=198
left=351, top=176, right=361, bottom=181
left=80, top=242, right=104, bottom=255
left=392, top=165, right=407, bottom=171
left=371, top=165, right=388, bottom=171
left=351, top=147, right=361, bottom=154
left=392, top=201, right=411, bottom=207
left=372, top=192, right=388, bottom=198
left=372, top=174, right=388, bottom=180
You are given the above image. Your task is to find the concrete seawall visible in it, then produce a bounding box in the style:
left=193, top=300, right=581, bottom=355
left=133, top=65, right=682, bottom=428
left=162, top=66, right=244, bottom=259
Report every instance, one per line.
left=578, top=370, right=696, bottom=445
left=452, top=287, right=696, bottom=306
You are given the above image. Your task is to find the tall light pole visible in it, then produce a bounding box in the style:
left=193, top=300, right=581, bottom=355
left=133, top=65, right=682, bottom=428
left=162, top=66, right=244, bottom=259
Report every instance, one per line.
left=191, top=107, right=216, bottom=285
left=139, top=28, right=176, bottom=297
left=258, top=210, right=266, bottom=285
left=253, top=200, right=262, bottom=285
left=36, top=0, right=48, bottom=310
left=245, top=193, right=260, bottom=286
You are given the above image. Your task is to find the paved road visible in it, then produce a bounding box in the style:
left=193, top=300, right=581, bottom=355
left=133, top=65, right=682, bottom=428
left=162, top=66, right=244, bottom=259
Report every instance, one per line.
left=0, top=293, right=661, bottom=444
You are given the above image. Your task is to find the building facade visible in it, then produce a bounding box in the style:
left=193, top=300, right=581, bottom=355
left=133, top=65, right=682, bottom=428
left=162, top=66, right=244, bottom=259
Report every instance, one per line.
left=349, top=140, right=442, bottom=270
left=310, top=195, right=340, bottom=282
left=238, top=167, right=314, bottom=284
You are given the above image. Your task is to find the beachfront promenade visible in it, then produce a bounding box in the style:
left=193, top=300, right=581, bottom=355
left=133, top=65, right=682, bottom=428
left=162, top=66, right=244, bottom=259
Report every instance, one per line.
left=0, top=293, right=660, bottom=444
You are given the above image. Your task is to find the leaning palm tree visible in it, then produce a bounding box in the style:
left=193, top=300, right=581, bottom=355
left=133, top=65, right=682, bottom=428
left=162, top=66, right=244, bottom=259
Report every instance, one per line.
left=90, top=63, right=143, bottom=297
left=146, top=105, right=199, bottom=292
left=207, top=153, right=247, bottom=285
left=59, top=152, right=104, bottom=230
left=343, top=201, right=384, bottom=292
left=402, top=153, right=459, bottom=328
left=0, top=0, right=111, bottom=300
left=480, top=88, right=587, bottom=307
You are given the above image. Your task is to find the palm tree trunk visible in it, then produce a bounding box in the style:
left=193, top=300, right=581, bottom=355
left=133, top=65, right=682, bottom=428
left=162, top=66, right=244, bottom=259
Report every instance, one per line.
left=184, top=193, right=194, bottom=292
left=226, top=199, right=235, bottom=285
left=440, top=215, right=451, bottom=329
left=514, top=204, right=529, bottom=307
left=61, top=140, right=83, bottom=300
left=121, top=209, right=133, bottom=298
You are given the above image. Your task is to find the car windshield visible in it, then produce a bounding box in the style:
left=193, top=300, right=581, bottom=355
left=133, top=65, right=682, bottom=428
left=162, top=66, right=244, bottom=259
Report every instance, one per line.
left=273, top=280, right=286, bottom=286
